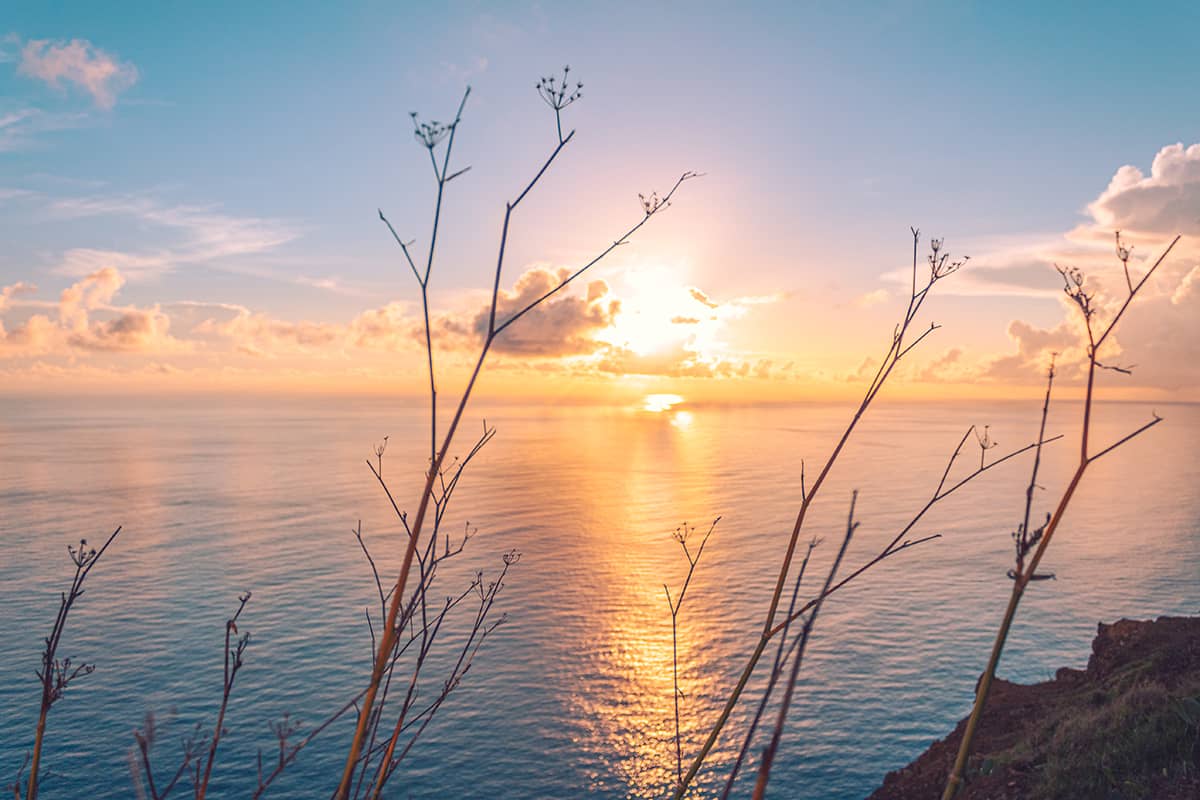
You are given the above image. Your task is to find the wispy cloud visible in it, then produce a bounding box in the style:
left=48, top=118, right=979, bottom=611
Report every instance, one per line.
left=0, top=105, right=88, bottom=151
left=46, top=194, right=301, bottom=279
left=17, top=37, right=138, bottom=109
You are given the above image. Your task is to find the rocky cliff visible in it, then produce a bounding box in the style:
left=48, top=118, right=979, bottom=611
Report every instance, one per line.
left=869, top=616, right=1200, bottom=799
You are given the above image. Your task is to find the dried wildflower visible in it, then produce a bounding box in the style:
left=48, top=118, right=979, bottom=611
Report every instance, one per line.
left=410, top=112, right=451, bottom=150
left=974, top=424, right=999, bottom=469
left=639, top=191, right=667, bottom=216
left=1056, top=264, right=1096, bottom=322
left=536, top=65, right=583, bottom=112
left=1115, top=230, right=1135, bottom=292
left=927, top=237, right=967, bottom=281
left=537, top=65, right=583, bottom=142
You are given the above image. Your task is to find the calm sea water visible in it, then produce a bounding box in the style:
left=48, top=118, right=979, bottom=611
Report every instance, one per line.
left=1, top=396, right=1197, bottom=799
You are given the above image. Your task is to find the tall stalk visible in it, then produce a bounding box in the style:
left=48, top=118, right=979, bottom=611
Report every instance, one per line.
left=334, top=69, right=698, bottom=798
left=663, top=519, right=719, bottom=788
left=21, top=527, right=121, bottom=800
left=941, top=233, right=1180, bottom=799
left=673, top=231, right=965, bottom=797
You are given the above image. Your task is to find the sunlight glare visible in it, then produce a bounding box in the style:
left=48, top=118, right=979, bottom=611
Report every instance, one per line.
left=643, top=393, right=684, bottom=412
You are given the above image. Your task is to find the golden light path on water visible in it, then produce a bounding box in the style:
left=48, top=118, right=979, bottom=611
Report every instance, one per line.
left=555, top=398, right=737, bottom=797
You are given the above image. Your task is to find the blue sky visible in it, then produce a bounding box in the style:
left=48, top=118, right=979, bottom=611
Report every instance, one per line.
left=2, top=1, right=1198, bottom=398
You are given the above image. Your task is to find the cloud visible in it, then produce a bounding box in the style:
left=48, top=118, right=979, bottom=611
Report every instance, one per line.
left=1086, top=142, right=1200, bottom=239
left=593, top=342, right=779, bottom=380
left=855, top=288, right=891, bottom=308
left=59, top=265, right=124, bottom=326
left=0, top=255, right=784, bottom=388
left=0, top=105, right=88, bottom=151
left=0, top=268, right=184, bottom=356
left=45, top=195, right=300, bottom=279
left=472, top=269, right=620, bottom=356
left=933, top=142, right=1200, bottom=391
left=68, top=307, right=174, bottom=351
left=972, top=314, right=1086, bottom=384
left=18, top=38, right=138, bottom=109
left=0, top=281, right=36, bottom=311
left=194, top=310, right=343, bottom=358
left=189, top=298, right=426, bottom=359
left=917, top=348, right=965, bottom=382
left=689, top=287, right=719, bottom=308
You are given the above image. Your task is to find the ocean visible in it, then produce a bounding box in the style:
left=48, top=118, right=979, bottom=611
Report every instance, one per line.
left=1, top=395, right=1196, bottom=798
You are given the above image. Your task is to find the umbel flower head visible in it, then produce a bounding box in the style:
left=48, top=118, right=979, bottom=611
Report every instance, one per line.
left=410, top=112, right=450, bottom=150
left=536, top=65, right=583, bottom=111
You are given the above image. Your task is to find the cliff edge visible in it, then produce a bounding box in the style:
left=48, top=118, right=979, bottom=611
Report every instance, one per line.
left=869, top=616, right=1200, bottom=799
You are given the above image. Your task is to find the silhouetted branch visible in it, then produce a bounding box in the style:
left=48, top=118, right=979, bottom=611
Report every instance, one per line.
left=752, top=493, right=858, bottom=799
left=675, top=231, right=967, bottom=797
left=337, top=68, right=697, bottom=798
left=943, top=233, right=1179, bottom=799
left=663, top=518, right=720, bottom=787
left=195, top=592, right=252, bottom=800
left=20, top=526, right=121, bottom=800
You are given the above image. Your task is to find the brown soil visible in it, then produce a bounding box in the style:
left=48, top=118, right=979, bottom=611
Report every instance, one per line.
left=868, top=616, right=1200, bottom=800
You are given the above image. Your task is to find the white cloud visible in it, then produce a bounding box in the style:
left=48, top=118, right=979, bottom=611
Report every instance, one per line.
left=0, top=267, right=185, bottom=356
left=1086, top=142, right=1200, bottom=239
left=18, top=38, right=138, bottom=109
left=931, top=142, right=1200, bottom=392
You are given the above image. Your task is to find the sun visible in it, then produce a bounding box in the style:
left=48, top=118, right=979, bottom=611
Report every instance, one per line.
left=599, top=265, right=722, bottom=358
left=642, top=393, right=684, bottom=412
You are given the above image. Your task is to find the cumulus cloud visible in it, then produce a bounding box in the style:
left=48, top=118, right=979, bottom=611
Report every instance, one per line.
left=0, top=281, right=36, bottom=311
left=1086, top=142, right=1200, bottom=239
left=18, top=38, right=138, bottom=109
left=0, top=254, right=782, bottom=388
left=0, top=268, right=184, bottom=356
left=932, top=142, right=1200, bottom=391
left=472, top=269, right=620, bottom=356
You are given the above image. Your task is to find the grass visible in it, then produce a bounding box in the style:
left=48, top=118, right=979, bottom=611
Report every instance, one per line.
left=982, top=664, right=1200, bottom=799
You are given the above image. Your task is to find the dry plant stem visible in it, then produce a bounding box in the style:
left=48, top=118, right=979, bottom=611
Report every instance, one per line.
left=348, top=518, right=481, bottom=798
left=196, top=592, right=251, bottom=800
left=336, top=79, right=697, bottom=794
left=380, top=87, right=470, bottom=469
left=367, top=560, right=514, bottom=798
left=752, top=494, right=858, bottom=800
left=720, top=538, right=818, bottom=800
left=673, top=231, right=964, bottom=797
left=131, top=714, right=203, bottom=800
left=941, top=234, right=1179, bottom=800
left=22, top=526, right=121, bottom=800
left=664, top=519, right=720, bottom=787
left=675, top=420, right=1057, bottom=798
left=250, top=694, right=363, bottom=799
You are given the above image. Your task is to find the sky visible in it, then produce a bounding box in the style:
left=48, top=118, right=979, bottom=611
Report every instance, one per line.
left=1, top=1, right=1198, bottom=403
